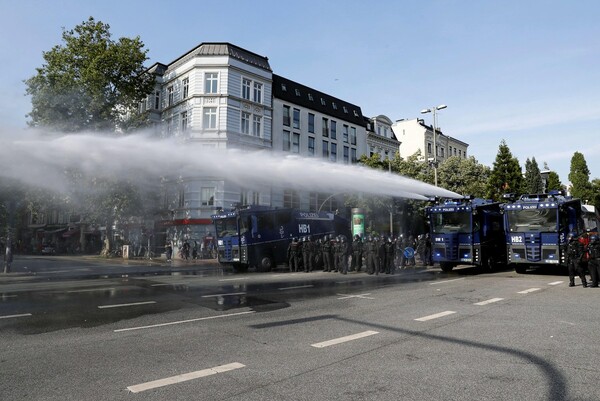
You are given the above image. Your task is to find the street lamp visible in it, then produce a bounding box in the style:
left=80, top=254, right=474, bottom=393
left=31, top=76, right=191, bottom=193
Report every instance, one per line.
left=421, top=104, right=447, bottom=186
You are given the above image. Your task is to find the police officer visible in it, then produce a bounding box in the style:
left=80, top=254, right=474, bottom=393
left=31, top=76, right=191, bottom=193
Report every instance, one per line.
left=287, top=238, right=300, bottom=272
left=351, top=235, right=363, bottom=272
left=338, top=235, right=351, bottom=274
left=333, top=235, right=342, bottom=273
left=587, top=234, right=600, bottom=287
left=566, top=232, right=588, bottom=287
left=364, top=235, right=379, bottom=275
left=322, top=234, right=333, bottom=272
left=384, top=236, right=396, bottom=274
left=303, top=236, right=315, bottom=272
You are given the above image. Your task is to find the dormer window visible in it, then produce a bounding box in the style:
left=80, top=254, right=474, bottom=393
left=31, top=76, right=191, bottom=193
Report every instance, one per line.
left=353, top=110, right=359, bottom=117
left=295, top=88, right=301, bottom=96
left=308, top=93, right=314, bottom=101
left=343, top=106, right=348, bottom=113
left=281, top=83, right=287, bottom=91
left=332, top=102, right=338, bottom=110
left=321, top=98, right=326, bottom=106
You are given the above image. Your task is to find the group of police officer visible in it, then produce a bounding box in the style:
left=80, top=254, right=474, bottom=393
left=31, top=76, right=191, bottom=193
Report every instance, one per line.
left=286, top=233, right=432, bottom=275
left=566, top=232, right=600, bottom=288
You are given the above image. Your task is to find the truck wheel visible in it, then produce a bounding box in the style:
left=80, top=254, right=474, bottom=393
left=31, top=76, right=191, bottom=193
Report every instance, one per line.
left=258, top=256, right=274, bottom=272
left=515, top=265, right=527, bottom=274
left=440, top=262, right=454, bottom=272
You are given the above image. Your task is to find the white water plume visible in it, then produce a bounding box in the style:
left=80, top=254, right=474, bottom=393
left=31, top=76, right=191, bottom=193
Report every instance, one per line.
left=0, top=129, right=461, bottom=200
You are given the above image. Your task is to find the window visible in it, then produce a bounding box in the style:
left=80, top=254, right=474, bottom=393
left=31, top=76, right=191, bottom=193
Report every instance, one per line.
left=242, top=78, right=251, bottom=100
left=331, top=120, right=337, bottom=140
left=322, top=140, right=329, bottom=158
left=252, top=115, right=261, bottom=137
left=181, top=111, right=188, bottom=132
left=292, top=133, right=300, bottom=153
left=205, top=72, right=218, bottom=94
left=283, top=105, right=290, bottom=126
left=427, top=143, right=432, bottom=154
left=459, top=150, right=462, bottom=157
left=330, top=143, right=337, bottom=162
left=343, top=146, right=349, bottom=163
left=343, top=106, right=348, bottom=114
left=351, top=148, right=357, bottom=163
left=178, top=187, right=185, bottom=208
left=253, top=82, right=262, bottom=103
left=343, top=124, right=349, bottom=143
left=166, top=117, right=173, bottom=135
left=281, top=83, right=287, bottom=91
left=449, top=146, right=452, bottom=156
left=295, top=88, right=301, bottom=96
left=293, top=108, right=300, bottom=129
left=283, top=130, right=291, bottom=151
left=241, top=112, right=250, bottom=134
left=440, top=148, right=444, bottom=157
left=322, top=118, right=329, bottom=137
left=284, top=189, right=300, bottom=209
left=350, top=127, right=356, bottom=145
left=308, top=93, right=314, bottom=101
left=201, top=187, right=215, bottom=206
left=167, top=86, right=174, bottom=106
left=154, top=91, right=160, bottom=109
left=332, top=102, right=337, bottom=110
left=454, top=148, right=457, bottom=156
left=321, top=98, right=326, bottom=106
left=308, top=137, right=315, bottom=156
left=203, top=107, right=217, bottom=129
left=308, top=113, right=315, bottom=133
left=182, top=78, right=189, bottom=99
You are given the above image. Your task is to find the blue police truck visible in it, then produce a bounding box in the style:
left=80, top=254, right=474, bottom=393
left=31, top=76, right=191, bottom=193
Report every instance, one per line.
left=212, top=206, right=349, bottom=272
left=426, top=198, right=506, bottom=272
left=500, top=192, right=584, bottom=274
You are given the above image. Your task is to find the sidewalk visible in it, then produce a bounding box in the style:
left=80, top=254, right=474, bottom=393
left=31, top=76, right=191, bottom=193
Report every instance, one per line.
left=0, top=254, right=222, bottom=283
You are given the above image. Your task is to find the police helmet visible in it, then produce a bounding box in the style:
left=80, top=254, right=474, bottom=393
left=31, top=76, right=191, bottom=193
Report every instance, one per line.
left=568, top=232, right=577, bottom=241
left=329, top=233, right=335, bottom=240
left=590, top=235, right=599, bottom=243
left=367, top=235, right=373, bottom=242
left=293, top=237, right=298, bottom=242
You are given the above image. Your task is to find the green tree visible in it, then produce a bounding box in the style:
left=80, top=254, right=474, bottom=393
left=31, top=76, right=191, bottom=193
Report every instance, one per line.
left=568, top=152, right=593, bottom=201
left=25, top=17, right=155, bottom=132
left=437, top=156, right=490, bottom=198
left=486, top=140, right=524, bottom=201
left=524, top=157, right=544, bottom=194
left=546, top=171, right=564, bottom=192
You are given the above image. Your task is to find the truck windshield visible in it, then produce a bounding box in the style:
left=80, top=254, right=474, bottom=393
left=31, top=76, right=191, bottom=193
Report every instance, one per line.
left=214, top=217, right=238, bottom=238
left=431, top=211, right=471, bottom=233
left=507, top=208, right=557, bottom=232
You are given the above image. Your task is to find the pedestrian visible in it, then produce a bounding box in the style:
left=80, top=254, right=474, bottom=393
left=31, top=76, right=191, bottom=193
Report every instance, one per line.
left=566, top=233, right=587, bottom=287
left=587, top=234, right=600, bottom=287
left=351, top=235, right=363, bottom=272
left=165, top=242, right=173, bottom=263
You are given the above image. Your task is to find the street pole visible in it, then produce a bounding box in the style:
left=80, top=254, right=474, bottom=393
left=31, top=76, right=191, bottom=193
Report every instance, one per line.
left=421, top=105, right=447, bottom=187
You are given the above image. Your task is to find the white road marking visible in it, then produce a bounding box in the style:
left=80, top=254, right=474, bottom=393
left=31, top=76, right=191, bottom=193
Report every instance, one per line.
left=429, top=278, right=465, bottom=285
left=415, top=311, right=457, bottom=322
left=278, top=285, right=314, bottom=291
left=337, top=293, right=374, bottom=300
left=518, top=288, right=541, bottom=294
left=218, top=277, right=249, bottom=282
left=311, top=330, right=379, bottom=348
left=548, top=281, right=564, bottom=286
left=67, top=288, right=116, bottom=293
left=127, top=362, right=245, bottom=393
left=114, top=311, right=255, bottom=333
left=0, top=313, right=32, bottom=320
left=1, top=294, right=18, bottom=298
left=201, top=292, right=246, bottom=298
left=334, top=280, right=364, bottom=284
left=98, top=301, right=157, bottom=309
left=474, top=297, right=504, bottom=306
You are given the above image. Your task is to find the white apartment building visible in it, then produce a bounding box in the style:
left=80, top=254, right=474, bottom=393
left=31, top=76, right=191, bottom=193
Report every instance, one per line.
left=391, top=118, right=468, bottom=164
left=366, top=115, right=400, bottom=161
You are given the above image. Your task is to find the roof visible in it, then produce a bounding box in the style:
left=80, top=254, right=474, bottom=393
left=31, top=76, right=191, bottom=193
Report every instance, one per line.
left=166, top=42, right=272, bottom=72
left=273, top=74, right=366, bottom=127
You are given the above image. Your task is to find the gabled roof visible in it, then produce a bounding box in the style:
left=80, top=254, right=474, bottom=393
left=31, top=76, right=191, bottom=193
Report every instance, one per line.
left=273, top=74, right=366, bottom=127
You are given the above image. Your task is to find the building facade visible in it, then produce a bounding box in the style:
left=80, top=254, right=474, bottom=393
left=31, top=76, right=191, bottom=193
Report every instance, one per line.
left=366, top=115, right=400, bottom=161
left=392, top=118, right=469, bottom=164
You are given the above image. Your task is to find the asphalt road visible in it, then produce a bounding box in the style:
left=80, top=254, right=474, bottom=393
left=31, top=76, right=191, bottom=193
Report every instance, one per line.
left=1, top=256, right=598, bottom=400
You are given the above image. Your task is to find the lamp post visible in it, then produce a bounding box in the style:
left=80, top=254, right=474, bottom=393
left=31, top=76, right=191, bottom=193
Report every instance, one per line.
left=421, top=104, right=447, bottom=187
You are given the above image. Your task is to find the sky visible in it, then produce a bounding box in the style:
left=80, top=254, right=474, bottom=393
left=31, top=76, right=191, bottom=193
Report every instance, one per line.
left=1, top=0, right=599, bottom=187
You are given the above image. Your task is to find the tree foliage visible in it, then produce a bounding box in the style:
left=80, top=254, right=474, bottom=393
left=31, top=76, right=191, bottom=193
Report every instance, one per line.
left=546, top=171, right=565, bottom=192
left=486, top=140, right=524, bottom=201
left=437, top=155, right=490, bottom=198
left=568, top=152, right=593, bottom=201
left=24, top=17, right=155, bottom=132
left=524, top=157, right=544, bottom=194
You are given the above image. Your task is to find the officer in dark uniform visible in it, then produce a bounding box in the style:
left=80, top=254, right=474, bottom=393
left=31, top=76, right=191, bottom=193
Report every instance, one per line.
left=384, top=236, right=396, bottom=274
left=303, top=236, right=315, bottom=272
left=566, top=232, right=588, bottom=287
left=333, top=235, right=342, bottom=273
left=364, top=235, right=379, bottom=275
left=351, top=235, right=363, bottom=272
left=287, top=238, right=300, bottom=272
left=339, top=235, right=350, bottom=274
left=322, top=234, right=333, bottom=272
left=587, top=234, right=600, bottom=287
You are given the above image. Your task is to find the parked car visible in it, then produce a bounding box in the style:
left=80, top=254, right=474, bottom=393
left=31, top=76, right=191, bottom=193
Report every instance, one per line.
left=41, top=245, right=56, bottom=255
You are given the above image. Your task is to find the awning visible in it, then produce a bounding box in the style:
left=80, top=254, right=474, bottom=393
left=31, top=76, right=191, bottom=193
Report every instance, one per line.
left=62, top=229, right=80, bottom=238
left=45, top=228, right=67, bottom=234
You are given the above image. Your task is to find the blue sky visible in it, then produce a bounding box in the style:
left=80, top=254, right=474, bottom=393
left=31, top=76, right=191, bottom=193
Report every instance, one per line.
left=1, top=0, right=599, bottom=186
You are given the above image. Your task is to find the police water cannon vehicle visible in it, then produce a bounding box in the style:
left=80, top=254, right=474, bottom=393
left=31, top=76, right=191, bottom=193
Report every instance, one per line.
left=500, top=191, right=584, bottom=274
left=212, top=205, right=349, bottom=272
left=426, top=197, right=505, bottom=272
